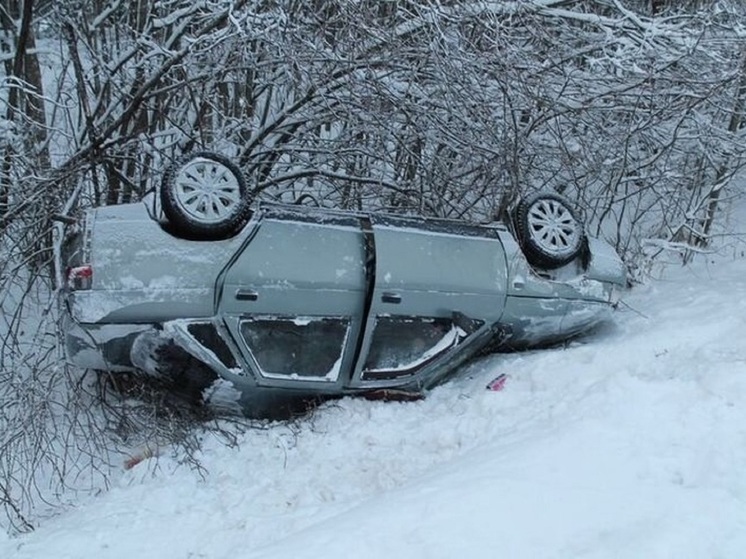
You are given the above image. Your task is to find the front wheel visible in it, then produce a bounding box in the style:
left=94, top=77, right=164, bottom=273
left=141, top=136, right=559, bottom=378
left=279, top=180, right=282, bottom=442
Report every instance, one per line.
left=160, top=151, right=252, bottom=239
left=514, top=192, right=585, bottom=269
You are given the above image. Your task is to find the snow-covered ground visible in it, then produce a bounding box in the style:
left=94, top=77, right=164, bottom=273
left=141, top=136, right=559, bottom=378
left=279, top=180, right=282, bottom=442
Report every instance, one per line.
left=3, top=254, right=746, bottom=558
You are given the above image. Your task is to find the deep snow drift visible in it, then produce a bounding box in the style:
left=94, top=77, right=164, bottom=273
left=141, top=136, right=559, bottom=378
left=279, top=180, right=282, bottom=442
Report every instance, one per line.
left=3, top=254, right=746, bottom=558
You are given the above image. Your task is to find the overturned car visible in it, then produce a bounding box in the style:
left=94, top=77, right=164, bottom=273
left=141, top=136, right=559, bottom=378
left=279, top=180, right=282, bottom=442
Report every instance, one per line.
left=61, top=153, right=626, bottom=417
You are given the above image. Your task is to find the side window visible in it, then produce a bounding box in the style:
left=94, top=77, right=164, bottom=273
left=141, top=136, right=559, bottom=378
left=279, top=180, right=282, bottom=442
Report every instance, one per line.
left=240, top=317, right=350, bottom=381
left=361, top=317, right=468, bottom=381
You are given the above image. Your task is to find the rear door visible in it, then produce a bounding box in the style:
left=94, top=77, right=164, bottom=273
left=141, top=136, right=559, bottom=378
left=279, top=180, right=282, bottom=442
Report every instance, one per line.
left=352, top=215, right=508, bottom=386
left=218, top=208, right=366, bottom=388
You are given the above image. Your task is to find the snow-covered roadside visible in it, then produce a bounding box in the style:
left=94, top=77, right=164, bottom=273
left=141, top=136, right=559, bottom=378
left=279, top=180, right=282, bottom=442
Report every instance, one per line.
left=3, top=255, right=746, bottom=558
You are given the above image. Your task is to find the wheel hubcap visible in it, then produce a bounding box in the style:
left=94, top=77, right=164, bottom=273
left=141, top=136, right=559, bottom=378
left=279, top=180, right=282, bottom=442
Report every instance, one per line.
left=527, top=199, right=580, bottom=256
left=173, top=158, right=241, bottom=223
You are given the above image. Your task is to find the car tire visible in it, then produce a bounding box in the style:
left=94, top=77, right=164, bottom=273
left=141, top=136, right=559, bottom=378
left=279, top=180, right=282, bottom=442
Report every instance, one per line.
left=514, top=192, right=585, bottom=269
left=160, top=151, right=252, bottom=239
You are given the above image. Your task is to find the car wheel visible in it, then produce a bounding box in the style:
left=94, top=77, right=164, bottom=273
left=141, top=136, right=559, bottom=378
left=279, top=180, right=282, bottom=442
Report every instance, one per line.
left=161, top=151, right=251, bottom=239
left=514, top=192, right=585, bottom=269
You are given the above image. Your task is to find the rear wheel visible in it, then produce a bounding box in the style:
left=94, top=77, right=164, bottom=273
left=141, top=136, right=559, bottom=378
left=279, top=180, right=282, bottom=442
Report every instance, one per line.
left=161, top=152, right=252, bottom=239
left=514, top=192, right=585, bottom=269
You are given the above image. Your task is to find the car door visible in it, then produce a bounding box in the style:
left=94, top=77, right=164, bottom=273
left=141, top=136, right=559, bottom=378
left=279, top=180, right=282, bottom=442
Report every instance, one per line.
left=217, top=207, right=367, bottom=388
left=351, top=215, right=509, bottom=387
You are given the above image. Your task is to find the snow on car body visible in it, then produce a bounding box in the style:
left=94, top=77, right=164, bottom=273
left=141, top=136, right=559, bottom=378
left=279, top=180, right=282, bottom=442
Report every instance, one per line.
left=60, top=153, right=627, bottom=417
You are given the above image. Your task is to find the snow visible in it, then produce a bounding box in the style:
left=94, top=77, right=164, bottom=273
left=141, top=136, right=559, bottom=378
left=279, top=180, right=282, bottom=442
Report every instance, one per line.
left=4, top=255, right=746, bottom=557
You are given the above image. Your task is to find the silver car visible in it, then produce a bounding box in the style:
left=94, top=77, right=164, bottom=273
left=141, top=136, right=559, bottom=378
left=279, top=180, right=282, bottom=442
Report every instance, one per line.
left=61, top=153, right=626, bottom=417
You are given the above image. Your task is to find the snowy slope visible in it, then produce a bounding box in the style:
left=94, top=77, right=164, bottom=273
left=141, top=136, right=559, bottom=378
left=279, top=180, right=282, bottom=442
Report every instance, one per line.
left=3, top=255, right=746, bottom=558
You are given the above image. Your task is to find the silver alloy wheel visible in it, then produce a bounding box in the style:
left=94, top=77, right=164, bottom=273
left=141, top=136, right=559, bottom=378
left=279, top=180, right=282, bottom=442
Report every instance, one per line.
left=173, top=157, right=242, bottom=224
left=527, top=197, right=581, bottom=257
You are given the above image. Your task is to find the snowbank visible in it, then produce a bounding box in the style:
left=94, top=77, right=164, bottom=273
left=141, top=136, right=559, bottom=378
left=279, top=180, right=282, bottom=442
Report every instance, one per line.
left=4, top=255, right=746, bottom=558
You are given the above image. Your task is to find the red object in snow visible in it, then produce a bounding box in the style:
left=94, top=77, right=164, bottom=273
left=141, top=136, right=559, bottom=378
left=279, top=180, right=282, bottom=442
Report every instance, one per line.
left=67, top=264, right=93, bottom=290
left=486, top=373, right=508, bottom=391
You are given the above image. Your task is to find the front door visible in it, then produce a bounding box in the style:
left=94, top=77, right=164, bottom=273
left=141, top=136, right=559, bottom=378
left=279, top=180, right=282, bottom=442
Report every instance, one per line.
left=352, top=215, right=508, bottom=387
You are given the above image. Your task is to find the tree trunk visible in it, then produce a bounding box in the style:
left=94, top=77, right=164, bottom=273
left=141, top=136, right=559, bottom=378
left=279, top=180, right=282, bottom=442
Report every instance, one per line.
left=698, top=49, right=746, bottom=245
left=1, top=0, right=49, bottom=228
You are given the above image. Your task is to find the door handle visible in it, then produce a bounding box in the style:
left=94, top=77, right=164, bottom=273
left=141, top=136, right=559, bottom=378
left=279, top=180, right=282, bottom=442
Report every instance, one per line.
left=235, top=289, right=258, bottom=301
left=381, top=292, right=402, bottom=304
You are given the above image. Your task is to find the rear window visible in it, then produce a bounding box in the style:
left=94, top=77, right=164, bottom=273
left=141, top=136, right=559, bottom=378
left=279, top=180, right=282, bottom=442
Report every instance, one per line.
left=239, top=317, right=350, bottom=382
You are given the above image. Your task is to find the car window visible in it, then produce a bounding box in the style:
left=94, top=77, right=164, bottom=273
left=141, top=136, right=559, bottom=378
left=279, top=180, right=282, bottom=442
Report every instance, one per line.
left=361, top=317, right=466, bottom=380
left=240, top=317, right=350, bottom=381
